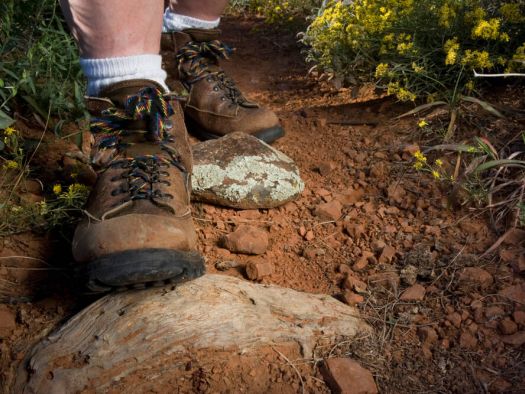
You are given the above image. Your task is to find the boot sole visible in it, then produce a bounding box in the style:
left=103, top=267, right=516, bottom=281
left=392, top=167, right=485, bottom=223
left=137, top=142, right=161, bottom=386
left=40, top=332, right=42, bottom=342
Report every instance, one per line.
left=185, top=115, right=285, bottom=144
left=81, top=248, right=205, bottom=293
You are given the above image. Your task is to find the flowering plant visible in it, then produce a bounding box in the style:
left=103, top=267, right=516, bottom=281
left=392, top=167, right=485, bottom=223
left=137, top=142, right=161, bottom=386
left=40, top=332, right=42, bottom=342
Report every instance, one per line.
left=229, top=0, right=321, bottom=24
left=303, top=0, right=525, bottom=102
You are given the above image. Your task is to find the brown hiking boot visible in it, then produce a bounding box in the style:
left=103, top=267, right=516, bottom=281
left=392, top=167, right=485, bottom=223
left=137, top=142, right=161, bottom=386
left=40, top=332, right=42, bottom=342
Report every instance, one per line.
left=72, top=79, right=205, bottom=292
left=162, top=28, right=284, bottom=143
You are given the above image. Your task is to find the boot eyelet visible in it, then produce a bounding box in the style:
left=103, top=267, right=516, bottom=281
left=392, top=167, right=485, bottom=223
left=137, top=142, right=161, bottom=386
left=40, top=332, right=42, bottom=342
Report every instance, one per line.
left=213, top=87, right=219, bottom=92
left=163, top=120, right=173, bottom=130
left=221, top=97, right=226, bottom=101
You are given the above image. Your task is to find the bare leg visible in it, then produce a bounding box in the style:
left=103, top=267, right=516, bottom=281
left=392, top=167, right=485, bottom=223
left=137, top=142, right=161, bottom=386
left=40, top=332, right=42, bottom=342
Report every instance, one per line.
left=60, top=0, right=164, bottom=58
left=168, top=0, right=229, bottom=21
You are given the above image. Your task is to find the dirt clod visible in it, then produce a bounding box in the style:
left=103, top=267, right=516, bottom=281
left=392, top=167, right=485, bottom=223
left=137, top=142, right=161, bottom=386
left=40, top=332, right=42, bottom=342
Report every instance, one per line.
left=498, top=318, right=518, bottom=335
left=245, top=259, right=274, bottom=280
left=417, top=327, right=438, bottom=346
left=368, top=270, right=399, bottom=292
left=457, top=267, right=494, bottom=290
left=399, top=284, right=426, bottom=301
left=500, top=331, right=525, bottom=347
left=513, top=311, right=525, bottom=327
left=446, top=312, right=462, bottom=328
left=499, top=283, right=525, bottom=304
left=335, top=188, right=364, bottom=206
left=387, top=183, right=406, bottom=204
left=322, top=358, right=378, bottom=394
left=222, top=225, right=269, bottom=255
left=314, top=200, right=343, bottom=221
left=400, top=265, right=418, bottom=285
left=378, top=245, right=396, bottom=264
left=317, top=161, right=335, bottom=176
left=344, top=223, right=366, bottom=239
left=459, top=331, right=478, bottom=349
left=344, top=275, right=368, bottom=294
left=342, top=291, right=364, bottom=306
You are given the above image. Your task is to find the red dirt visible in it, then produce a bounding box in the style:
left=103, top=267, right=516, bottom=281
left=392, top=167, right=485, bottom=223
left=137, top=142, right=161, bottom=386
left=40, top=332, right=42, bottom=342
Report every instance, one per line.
left=1, top=17, right=524, bottom=393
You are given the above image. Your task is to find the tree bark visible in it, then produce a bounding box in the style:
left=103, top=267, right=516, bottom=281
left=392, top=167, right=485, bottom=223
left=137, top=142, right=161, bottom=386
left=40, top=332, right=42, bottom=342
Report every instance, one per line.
left=15, top=274, right=369, bottom=393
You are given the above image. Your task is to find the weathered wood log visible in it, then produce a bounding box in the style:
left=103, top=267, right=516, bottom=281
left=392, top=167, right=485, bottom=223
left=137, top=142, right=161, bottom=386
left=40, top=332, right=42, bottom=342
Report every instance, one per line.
left=15, top=274, right=369, bottom=393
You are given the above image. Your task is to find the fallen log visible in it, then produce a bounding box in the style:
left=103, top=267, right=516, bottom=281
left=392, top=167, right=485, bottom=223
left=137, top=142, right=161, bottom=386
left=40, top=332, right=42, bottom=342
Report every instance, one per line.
left=15, top=274, right=369, bottom=393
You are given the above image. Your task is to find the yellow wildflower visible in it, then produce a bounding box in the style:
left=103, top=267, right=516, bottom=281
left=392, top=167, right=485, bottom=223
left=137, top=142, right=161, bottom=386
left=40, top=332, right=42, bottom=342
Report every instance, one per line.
left=4, top=160, right=18, bottom=169
left=418, top=119, right=428, bottom=128
left=3, top=126, right=16, bottom=136
left=472, top=18, right=501, bottom=40
left=383, top=33, right=395, bottom=43
left=499, top=32, right=510, bottom=42
left=439, top=3, right=456, bottom=28
left=413, top=161, right=424, bottom=170
left=387, top=81, right=400, bottom=96
left=68, top=183, right=90, bottom=196
left=39, top=201, right=49, bottom=215
left=53, top=184, right=62, bottom=195
left=432, top=170, right=440, bottom=179
left=444, top=38, right=460, bottom=65
left=413, top=150, right=427, bottom=163
left=396, top=87, right=416, bottom=102
left=435, top=159, right=443, bottom=166
left=375, top=63, right=390, bottom=78
left=397, top=41, right=414, bottom=55
left=411, top=62, right=424, bottom=73
left=461, top=50, right=493, bottom=69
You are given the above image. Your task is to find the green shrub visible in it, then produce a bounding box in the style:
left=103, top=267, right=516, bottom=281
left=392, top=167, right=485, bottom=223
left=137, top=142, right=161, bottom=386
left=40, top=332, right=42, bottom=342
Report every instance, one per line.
left=0, top=0, right=85, bottom=128
left=0, top=126, right=90, bottom=236
left=228, top=0, right=322, bottom=24
left=302, top=0, right=525, bottom=103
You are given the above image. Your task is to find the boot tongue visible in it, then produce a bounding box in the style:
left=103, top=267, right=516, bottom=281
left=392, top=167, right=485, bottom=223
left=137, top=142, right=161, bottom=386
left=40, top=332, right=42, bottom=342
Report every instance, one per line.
left=99, top=79, right=166, bottom=107
left=90, top=80, right=170, bottom=167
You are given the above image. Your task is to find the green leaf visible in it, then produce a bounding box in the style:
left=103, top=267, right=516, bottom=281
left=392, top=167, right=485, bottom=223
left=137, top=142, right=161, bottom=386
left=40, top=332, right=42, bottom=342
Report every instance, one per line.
left=427, top=143, right=477, bottom=153
left=0, top=109, right=15, bottom=129
left=461, top=96, right=504, bottom=118
left=21, top=95, right=48, bottom=119
left=395, top=101, right=448, bottom=119
left=475, top=159, right=525, bottom=173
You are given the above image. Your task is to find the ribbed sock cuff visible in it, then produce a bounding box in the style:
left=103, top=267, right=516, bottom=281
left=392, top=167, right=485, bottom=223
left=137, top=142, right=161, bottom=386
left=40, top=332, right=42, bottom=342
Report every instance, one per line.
left=162, top=8, right=220, bottom=32
left=80, top=54, right=168, bottom=96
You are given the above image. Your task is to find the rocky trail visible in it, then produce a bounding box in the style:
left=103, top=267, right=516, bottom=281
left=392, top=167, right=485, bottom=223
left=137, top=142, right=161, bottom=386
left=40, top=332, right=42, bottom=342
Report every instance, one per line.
left=1, top=17, right=524, bottom=393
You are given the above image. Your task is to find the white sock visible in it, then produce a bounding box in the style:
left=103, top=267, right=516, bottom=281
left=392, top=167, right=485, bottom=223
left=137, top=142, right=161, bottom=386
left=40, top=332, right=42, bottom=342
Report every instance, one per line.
left=162, top=8, right=220, bottom=32
left=80, top=54, right=169, bottom=96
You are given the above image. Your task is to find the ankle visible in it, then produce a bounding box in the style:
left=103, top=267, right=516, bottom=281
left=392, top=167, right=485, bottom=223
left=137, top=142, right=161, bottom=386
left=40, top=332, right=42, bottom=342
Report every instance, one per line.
left=80, top=55, right=169, bottom=96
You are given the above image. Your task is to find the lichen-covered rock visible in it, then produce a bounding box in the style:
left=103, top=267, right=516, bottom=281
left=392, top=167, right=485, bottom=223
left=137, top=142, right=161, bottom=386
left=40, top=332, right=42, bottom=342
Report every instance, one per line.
left=191, top=132, right=304, bottom=209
